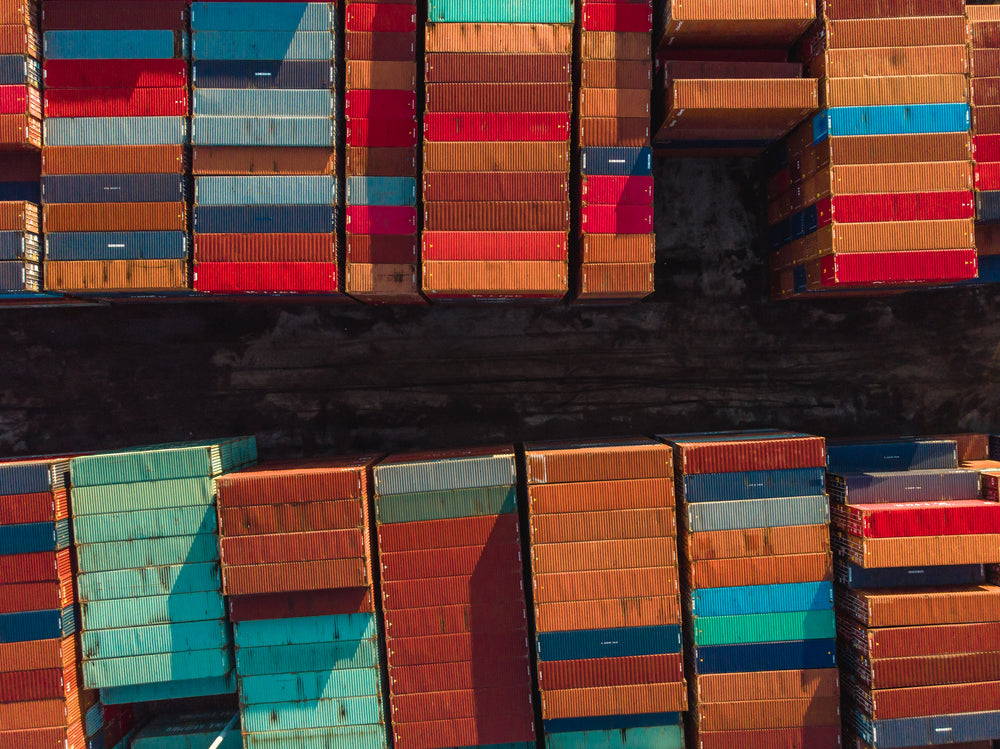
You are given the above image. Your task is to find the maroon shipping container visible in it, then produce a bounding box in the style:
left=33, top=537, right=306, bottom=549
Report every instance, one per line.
left=387, top=630, right=530, bottom=668
left=219, top=498, right=363, bottom=537
left=227, top=589, right=374, bottom=622
left=669, top=433, right=826, bottom=475
left=391, top=711, right=535, bottom=749
left=856, top=680, right=1000, bottom=720
left=222, top=558, right=367, bottom=596
left=220, top=528, right=364, bottom=566
left=424, top=83, right=572, bottom=114
left=380, top=543, right=523, bottom=582
left=582, top=2, right=653, bottom=33
left=389, top=658, right=531, bottom=696
left=425, top=53, right=570, bottom=83
left=381, top=571, right=525, bottom=611
left=391, top=687, right=532, bottom=724
left=422, top=172, right=567, bottom=203
left=216, top=460, right=370, bottom=508
left=820, top=0, right=962, bottom=19
left=840, top=619, right=1000, bottom=659
left=345, top=89, right=416, bottom=118
left=693, top=725, right=842, bottom=749
left=538, top=653, right=683, bottom=691
left=0, top=669, right=64, bottom=703
left=194, top=234, right=336, bottom=263
left=0, top=581, right=70, bottom=614
left=347, top=118, right=420, bottom=148
left=346, top=234, right=418, bottom=264
left=42, top=1, right=187, bottom=30
left=345, top=31, right=416, bottom=62
left=345, top=2, right=416, bottom=32
left=377, top=513, right=520, bottom=553
left=43, top=59, right=187, bottom=89
left=423, top=201, right=569, bottom=232
left=0, top=551, right=60, bottom=584
left=853, top=650, right=1000, bottom=689
left=384, top=602, right=526, bottom=638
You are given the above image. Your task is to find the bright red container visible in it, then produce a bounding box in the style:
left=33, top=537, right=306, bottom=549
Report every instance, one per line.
left=381, top=570, right=525, bottom=611
left=0, top=582, right=66, bottom=614
left=43, top=59, right=187, bottom=89
left=384, top=602, right=526, bottom=638
left=974, top=133, right=1000, bottom=163
left=193, top=262, right=340, bottom=294
left=346, top=205, right=417, bottom=235
left=346, top=3, right=417, bottom=32
left=978, top=163, right=1000, bottom=191
left=380, top=543, right=523, bottom=582
left=832, top=500, right=1000, bottom=539
left=345, top=90, right=416, bottom=118
left=827, top=191, right=975, bottom=223
left=347, top=118, right=419, bottom=148
left=377, top=513, right=520, bottom=553
left=581, top=204, right=654, bottom=234
left=581, top=175, right=654, bottom=206
left=538, top=653, right=683, bottom=691
left=228, top=589, right=374, bottom=622
left=44, top=87, right=188, bottom=118
left=818, top=248, right=977, bottom=288
left=582, top=2, right=653, bottom=32
left=422, top=231, right=567, bottom=261
left=423, top=112, right=569, bottom=143
left=0, top=86, right=36, bottom=116
left=389, top=658, right=531, bottom=695
left=387, top=630, right=530, bottom=668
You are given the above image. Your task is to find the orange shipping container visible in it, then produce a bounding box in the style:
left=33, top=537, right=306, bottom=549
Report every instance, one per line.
left=423, top=201, right=569, bottom=232
left=823, top=74, right=967, bottom=107
left=345, top=263, right=424, bottom=304
left=531, top=509, right=676, bottom=544
left=826, top=17, right=967, bottom=48
left=581, top=60, right=651, bottom=90
left=423, top=142, right=568, bottom=172
left=422, top=260, right=567, bottom=297
left=524, top=442, right=673, bottom=484
left=44, top=260, right=188, bottom=292
left=541, top=683, right=687, bottom=720
left=662, top=0, right=813, bottom=47
left=668, top=78, right=818, bottom=114
left=687, top=525, right=831, bottom=560
left=43, top=202, right=186, bottom=232
left=532, top=538, right=678, bottom=574
left=834, top=532, right=1000, bottom=568
left=0, top=24, right=39, bottom=56
left=0, top=201, right=38, bottom=233
left=0, top=114, right=41, bottom=149
left=820, top=45, right=968, bottom=78
left=697, top=668, right=840, bottom=703
left=0, top=0, right=36, bottom=26
left=578, top=263, right=654, bottom=299
left=840, top=585, right=1000, bottom=628
left=581, top=31, right=650, bottom=61
left=690, top=552, right=832, bottom=588
left=580, top=235, right=655, bottom=264
left=697, top=696, right=841, bottom=730
left=43, top=145, right=187, bottom=175
left=823, top=132, right=970, bottom=166
left=222, top=559, right=367, bottom=596
left=425, top=23, right=572, bottom=54
left=193, top=147, right=335, bottom=175
left=529, top=478, right=674, bottom=515
left=580, top=88, right=650, bottom=119
left=345, top=60, right=416, bottom=91
left=827, top=161, right=973, bottom=197
left=533, top=567, right=679, bottom=604
left=535, top=594, right=682, bottom=632
left=579, top=117, right=651, bottom=147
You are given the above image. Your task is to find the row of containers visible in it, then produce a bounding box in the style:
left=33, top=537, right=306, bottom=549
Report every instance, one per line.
left=7, top=430, right=1000, bottom=747
left=0, top=0, right=660, bottom=306
left=651, top=0, right=1000, bottom=298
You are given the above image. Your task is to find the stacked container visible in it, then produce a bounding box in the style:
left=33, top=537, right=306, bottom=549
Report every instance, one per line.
left=70, top=437, right=256, bottom=704
left=0, top=0, right=42, bottom=299
left=131, top=712, right=241, bottom=749
left=660, top=430, right=840, bottom=749
left=421, top=1, right=572, bottom=301
left=41, top=0, right=191, bottom=296
left=771, top=0, right=978, bottom=298
left=522, top=438, right=686, bottom=749
left=970, top=5, right=1000, bottom=282
left=0, top=456, right=101, bottom=748
left=653, top=0, right=817, bottom=155
left=344, top=0, right=422, bottom=303
left=215, top=457, right=390, bottom=749
left=373, top=447, right=536, bottom=749
left=577, top=1, right=656, bottom=301
left=191, top=1, right=341, bottom=296
left=827, top=437, right=1000, bottom=748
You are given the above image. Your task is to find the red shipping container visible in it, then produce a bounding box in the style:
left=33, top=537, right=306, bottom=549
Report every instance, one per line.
left=392, top=714, right=534, bottom=749
left=377, top=513, right=520, bottom=553
left=193, top=262, right=340, bottom=294
left=228, top=588, right=374, bottom=622
left=0, top=86, right=39, bottom=118
left=0, top=727, right=73, bottom=749
left=44, top=87, right=188, bottom=118
left=0, top=551, right=59, bottom=583
left=380, top=543, right=523, bottom=582
left=817, top=249, right=977, bottom=288
left=0, top=669, right=64, bottom=703
left=974, top=133, right=1000, bottom=163
left=222, top=558, right=366, bottom=596
left=221, top=528, right=364, bottom=566
left=346, top=205, right=417, bottom=235
left=41, top=1, right=188, bottom=31
left=347, top=118, right=419, bottom=148
left=345, top=31, right=416, bottom=62
left=977, top=163, right=1000, bottom=192
left=382, top=571, right=525, bottom=611
left=391, top=686, right=531, bottom=724
left=861, top=680, right=1000, bottom=720
left=832, top=500, right=1000, bottom=539
left=384, top=602, right=526, bottom=638
left=841, top=619, right=1000, bottom=659
left=345, top=89, right=416, bottom=118
left=0, top=492, right=56, bottom=526
left=194, top=234, right=336, bottom=263
left=219, top=498, right=362, bottom=536
left=387, top=630, right=529, bottom=668
left=346, top=3, right=416, bottom=32
left=422, top=231, right=566, bottom=261
left=0, top=581, right=69, bottom=614
left=581, top=204, right=654, bottom=234
left=538, top=653, right=683, bottom=691
left=423, top=172, right=567, bottom=203
left=582, top=2, right=653, bottom=33
left=389, top=658, right=530, bottom=696
left=43, top=59, right=187, bottom=89
left=695, top=725, right=841, bottom=749
left=581, top=175, right=654, bottom=206
left=423, top=112, right=569, bottom=143
left=346, top=234, right=418, bottom=264
left=825, top=191, right=975, bottom=223
left=821, top=0, right=962, bottom=19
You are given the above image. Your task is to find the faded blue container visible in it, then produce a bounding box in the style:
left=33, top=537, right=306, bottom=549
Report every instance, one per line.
left=682, top=467, right=826, bottom=503
left=0, top=231, right=40, bottom=260
left=45, top=232, right=189, bottom=261
left=194, top=60, right=332, bottom=89
left=44, top=30, right=183, bottom=60
left=196, top=176, right=336, bottom=206
left=239, top=667, right=380, bottom=705
left=823, top=103, right=970, bottom=137
left=78, top=562, right=222, bottom=602
left=72, top=477, right=216, bottom=516
left=82, top=619, right=229, bottom=659
left=234, top=613, right=374, bottom=648
left=83, top=646, right=232, bottom=689
left=194, top=205, right=336, bottom=233
left=101, top=673, right=236, bottom=704
left=826, top=438, right=958, bottom=473
left=45, top=117, right=189, bottom=147
left=374, top=453, right=515, bottom=496
left=580, top=147, right=652, bottom=176
left=347, top=177, right=417, bottom=206
left=192, top=116, right=334, bottom=146
left=691, top=581, right=834, bottom=617
left=192, top=31, right=333, bottom=61
left=0, top=606, right=75, bottom=642
left=192, top=2, right=333, bottom=31
left=850, top=708, right=1000, bottom=748
left=826, top=468, right=979, bottom=505
left=243, top=725, right=388, bottom=749
left=236, top=639, right=379, bottom=676
left=193, top=88, right=333, bottom=117
left=427, top=0, right=573, bottom=23
left=80, top=590, right=224, bottom=629
left=686, top=495, right=829, bottom=532
left=0, top=55, right=39, bottom=86
left=0, top=461, right=58, bottom=494
left=537, top=625, right=681, bottom=662
left=0, top=518, right=69, bottom=555
left=241, top=695, right=382, bottom=732
left=42, top=174, right=185, bottom=204
left=545, top=725, right=685, bottom=749
left=76, top=533, right=220, bottom=573
left=695, top=638, right=836, bottom=674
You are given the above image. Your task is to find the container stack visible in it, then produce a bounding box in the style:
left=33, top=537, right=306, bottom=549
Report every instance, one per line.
left=215, top=457, right=390, bottom=748
left=71, top=437, right=257, bottom=705
left=970, top=5, right=1000, bottom=283
left=191, top=1, right=341, bottom=296
left=771, top=0, right=978, bottom=298
left=41, top=0, right=191, bottom=297
left=522, top=438, right=686, bottom=749
left=0, top=456, right=100, bottom=748
left=577, top=1, right=656, bottom=302
left=373, top=447, right=536, bottom=749
left=827, top=437, right=1000, bottom=748
left=421, top=1, right=572, bottom=301
left=344, top=0, right=423, bottom=303
left=660, top=430, right=840, bottom=749
left=131, top=712, right=241, bottom=749
left=653, top=0, right=817, bottom=155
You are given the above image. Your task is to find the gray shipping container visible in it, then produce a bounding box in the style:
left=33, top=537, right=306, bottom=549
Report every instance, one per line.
left=687, top=495, right=830, bottom=533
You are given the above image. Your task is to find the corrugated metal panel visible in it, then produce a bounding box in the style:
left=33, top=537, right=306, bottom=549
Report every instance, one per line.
left=686, top=495, right=829, bottom=532
left=425, top=52, right=570, bottom=83
left=693, top=609, right=836, bottom=646
left=44, top=203, right=186, bottom=235
left=538, top=653, right=683, bottom=691
left=696, top=668, right=839, bottom=703
left=347, top=177, right=416, bottom=207
left=0, top=519, right=67, bottom=555
left=845, top=648, right=1000, bottom=691
left=76, top=534, right=221, bottom=574
left=682, top=467, right=825, bottom=502
left=344, top=31, right=416, bottom=62
left=424, top=23, right=571, bottom=53
left=827, top=440, right=957, bottom=473
left=0, top=550, right=62, bottom=584
left=100, top=672, right=235, bottom=704
left=381, top=542, right=522, bottom=582
left=131, top=711, right=240, bottom=748
left=80, top=590, right=224, bottom=630
left=0, top=668, right=64, bottom=703
left=71, top=477, right=214, bottom=515
left=242, top=726, right=387, bottom=749
left=192, top=116, right=334, bottom=147
left=0, top=638, right=64, bottom=674
left=822, top=103, right=969, bottom=138
left=833, top=530, right=1000, bottom=568
left=192, top=31, right=333, bottom=61
left=691, top=581, right=833, bottom=617
left=692, top=552, right=832, bottom=588
left=426, top=0, right=573, bottom=23
left=221, top=528, right=362, bottom=565
left=541, top=683, right=686, bottom=720
left=850, top=707, right=1000, bottom=747
left=529, top=478, right=672, bottom=514
left=695, top=638, right=836, bottom=674
left=239, top=667, right=381, bottom=705
left=73, top=504, right=214, bottom=544
left=0, top=461, right=58, bottom=494
left=45, top=232, right=188, bottom=262
left=836, top=559, right=983, bottom=589
left=377, top=513, right=518, bottom=553
left=220, top=498, right=361, bottom=536
left=0, top=55, right=38, bottom=87
left=697, top=696, right=839, bottom=731
left=43, top=58, right=185, bottom=89
left=543, top=714, right=681, bottom=735
left=832, top=499, right=1000, bottom=538
left=536, top=625, right=681, bottom=662
left=193, top=261, right=340, bottom=292
left=581, top=147, right=652, bottom=176
left=531, top=507, right=674, bottom=543
left=194, top=205, right=335, bottom=233
left=193, top=89, right=333, bottom=117
left=83, top=647, right=230, bottom=688
left=345, top=3, right=416, bottom=32
left=78, top=562, right=221, bottom=602
left=375, top=453, right=515, bottom=495
left=545, top=726, right=683, bottom=749
left=236, top=638, right=378, bottom=676
left=193, top=59, right=331, bottom=89
left=45, top=117, right=188, bottom=147
left=661, top=431, right=825, bottom=474
left=837, top=585, right=1000, bottom=627
left=532, top=537, right=676, bottom=574
left=191, top=1, right=333, bottom=31
left=72, top=436, right=255, bottom=486
left=0, top=607, right=75, bottom=643
left=235, top=613, right=373, bottom=648
left=535, top=595, right=681, bottom=633
left=196, top=176, right=335, bottom=206
left=223, top=558, right=366, bottom=596
left=82, top=619, right=227, bottom=660
left=228, top=589, right=374, bottom=623
left=827, top=469, right=979, bottom=504
left=44, top=30, right=181, bottom=60
left=381, top=570, right=523, bottom=610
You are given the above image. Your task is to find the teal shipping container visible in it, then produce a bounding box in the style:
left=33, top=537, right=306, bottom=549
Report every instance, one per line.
left=686, top=495, right=829, bottom=533
left=374, top=453, right=515, bottom=496
left=545, top=726, right=685, bottom=749
left=346, top=177, right=417, bottom=207
left=243, top=724, right=387, bottom=749
left=192, top=31, right=334, bottom=61
left=83, top=646, right=232, bottom=688
left=101, top=673, right=236, bottom=705
left=71, top=477, right=216, bottom=516
left=191, top=2, right=333, bottom=31
left=241, top=695, right=382, bottom=732
left=80, top=590, right=224, bottom=630
left=427, top=0, right=574, bottom=23
left=131, top=711, right=241, bottom=749
left=196, top=176, right=337, bottom=206
left=76, top=533, right=220, bottom=573
left=239, top=667, right=381, bottom=705
left=236, top=638, right=379, bottom=676
left=45, top=117, right=189, bottom=147
left=73, top=505, right=217, bottom=544
left=234, top=613, right=374, bottom=648
left=193, top=89, right=334, bottom=117
left=77, top=562, right=221, bottom=602
left=82, top=619, right=229, bottom=659
left=192, top=117, right=335, bottom=147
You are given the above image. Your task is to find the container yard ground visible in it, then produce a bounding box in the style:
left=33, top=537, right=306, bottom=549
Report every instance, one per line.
left=0, top=157, right=998, bottom=457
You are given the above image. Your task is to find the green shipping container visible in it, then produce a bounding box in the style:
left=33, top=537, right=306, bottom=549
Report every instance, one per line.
left=71, top=477, right=216, bottom=516
left=427, top=0, right=574, bottom=23
left=73, top=505, right=217, bottom=544
left=693, top=609, right=837, bottom=646
left=376, top=485, right=516, bottom=524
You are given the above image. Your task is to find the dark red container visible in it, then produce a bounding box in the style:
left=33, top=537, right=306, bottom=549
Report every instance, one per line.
left=865, top=680, right=1000, bottom=720
left=219, top=498, right=362, bottom=536
left=345, top=31, right=416, bottom=62
left=222, top=558, right=366, bottom=596
left=820, top=0, right=962, bottom=19
left=346, top=3, right=416, bottom=32
left=384, top=602, right=526, bottom=638
left=423, top=112, right=569, bottom=143
left=827, top=191, right=974, bottom=223
left=228, top=589, right=374, bottom=622
left=581, top=204, right=654, bottom=234
left=391, top=712, right=534, bottom=749
left=423, top=172, right=567, bottom=202
left=425, top=53, right=570, bottom=84
left=582, top=2, right=653, bottom=32
left=193, top=262, right=339, bottom=294
left=0, top=582, right=65, bottom=614
left=345, top=90, right=416, bottom=118
left=389, top=658, right=530, bottom=695
left=424, top=83, right=571, bottom=114
left=388, top=630, right=529, bottom=668
left=538, top=653, right=683, bottom=691
left=973, top=77, right=1000, bottom=107
left=380, top=543, right=523, bottom=582
left=216, top=461, right=369, bottom=509
left=346, top=118, right=419, bottom=148
left=0, top=552, right=58, bottom=583
left=978, top=163, right=1000, bottom=192
left=347, top=146, right=417, bottom=177
left=671, top=433, right=825, bottom=474
left=422, top=231, right=567, bottom=261
left=43, top=59, right=187, bottom=89
left=0, top=669, right=63, bottom=703
left=695, top=725, right=841, bottom=749
left=581, top=175, right=654, bottom=206
left=221, top=528, right=364, bottom=566
left=42, top=0, right=187, bottom=30
left=194, top=234, right=336, bottom=263
left=381, top=571, right=524, bottom=611
left=345, top=234, right=418, bottom=264
left=346, top=205, right=417, bottom=235
left=845, top=620, right=1000, bottom=659
left=862, top=650, right=1000, bottom=689
left=377, top=513, right=520, bottom=553
left=0, top=492, right=55, bottom=525
left=44, top=87, right=188, bottom=118
left=391, top=686, right=531, bottom=724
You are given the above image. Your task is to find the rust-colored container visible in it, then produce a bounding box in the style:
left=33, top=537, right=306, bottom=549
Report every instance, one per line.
left=532, top=509, right=676, bottom=545
left=693, top=726, right=841, bottom=749
left=425, top=53, right=570, bottom=83
left=0, top=0, right=35, bottom=27
left=538, top=653, right=684, bottom=691
left=533, top=567, right=678, bottom=604
left=578, top=263, right=655, bottom=299
left=532, top=537, right=678, bottom=574
left=43, top=145, right=187, bottom=175
left=697, top=668, right=840, bottom=703
left=221, top=528, right=364, bottom=566
left=524, top=441, right=673, bottom=483
left=687, top=525, right=831, bottom=560
left=825, top=0, right=963, bottom=19
left=0, top=201, right=38, bottom=233
left=422, top=260, right=567, bottom=298
left=581, top=60, right=651, bottom=89
left=777, top=220, right=975, bottom=266
left=976, top=106, right=1000, bottom=136
left=0, top=668, right=65, bottom=703
left=529, top=478, right=673, bottom=514
left=44, top=260, right=187, bottom=292
left=217, top=463, right=367, bottom=508
left=974, top=77, right=1000, bottom=107
left=192, top=147, right=335, bottom=175
left=347, top=146, right=416, bottom=177
left=671, top=433, right=825, bottom=474
left=424, top=201, right=568, bottom=232
left=580, top=235, right=655, bottom=264
left=345, top=31, right=416, bottom=61
left=0, top=699, right=67, bottom=730
left=346, top=60, right=416, bottom=91
left=826, top=17, right=967, bottom=48
left=0, top=25, right=38, bottom=57
left=690, top=552, right=832, bottom=588
left=579, top=117, right=651, bottom=147
left=844, top=620, right=1000, bottom=660
left=0, top=578, right=72, bottom=614
left=839, top=585, right=1000, bottom=627
left=195, top=234, right=335, bottom=262
left=541, top=683, right=687, bottom=719
left=859, top=651, right=1000, bottom=690
left=580, top=31, right=651, bottom=60
left=666, top=78, right=818, bottom=121
left=228, top=589, right=374, bottom=622
left=425, top=23, right=572, bottom=54
left=346, top=262, right=423, bottom=303
left=0, top=638, right=67, bottom=674
left=824, top=132, right=970, bottom=165
left=0, top=114, right=41, bottom=149
left=697, top=697, right=840, bottom=730
left=378, top=512, right=518, bottom=554
left=834, top=531, right=1000, bottom=568
left=828, top=161, right=973, bottom=196
left=580, top=88, right=650, bottom=118
left=44, top=202, right=186, bottom=232
left=423, top=173, right=567, bottom=203
left=661, top=0, right=813, bottom=48
left=819, top=44, right=968, bottom=78
left=423, top=142, right=567, bottom=172
left=824, top=74, right=967, bottom=107
left=974, top=49, right=1000, bottom=78
left=222, top=558, right=366, bottom=596
left=860, top=680, right=1000, bottom=721
left=346, top=235, right=418, bottom=264
left=425, top=82, right=571, bottom=113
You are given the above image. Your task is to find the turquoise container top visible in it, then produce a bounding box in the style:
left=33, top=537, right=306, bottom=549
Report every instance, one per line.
left=234, top=613, right=375, bottom=648
left=427, top=0, right=573, bottom=23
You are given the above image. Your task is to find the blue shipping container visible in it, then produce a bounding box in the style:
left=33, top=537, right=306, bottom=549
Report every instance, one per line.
left=0, top=518, right=69, bottom=555
left=580, top=147, right=652, bottom=176
left=691, top=581, right=834, bottom=617
left=194, top=205, right=336, bottom=234
left=0, top=606, right=75, bottom=643
left=238, top=667, right=381, bottom=705
left=682, top=467, right=826, bottom=503
left=0, top=180, right=41, bottom=203
left=44, top=30, right=183, bottom=60
left=191, top=116, right=334, bottom=147
left=191, top=2, right=333, bottom=31
left=695, top=638, right=836, bottom=674
left=850, top=707, right=1000, bottom=748
left=100, top=673, right=236, bottom=705
left=536, top=625, right=682, bottom=662
left=42, top=174, right=185, bottom=204
left=193, top=88, right=333, bottom=117
left=347, top=177, right=417, bottom=206
left=824, top=103, right=970, bottom=137
left=0, top=460, right=56, bottom=494
left=192, top=31, right=333, bottom=61
left=45, top=232, right=188, bottom=262
left=45, top=117, right=189, bottom=147
left=0, top=232, right=39, bottom=261
left=195, top=176, right=336, bottom=206
left=193, top=60, right=332, bottom=90
left=836, top=560, right=984, bottom=589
